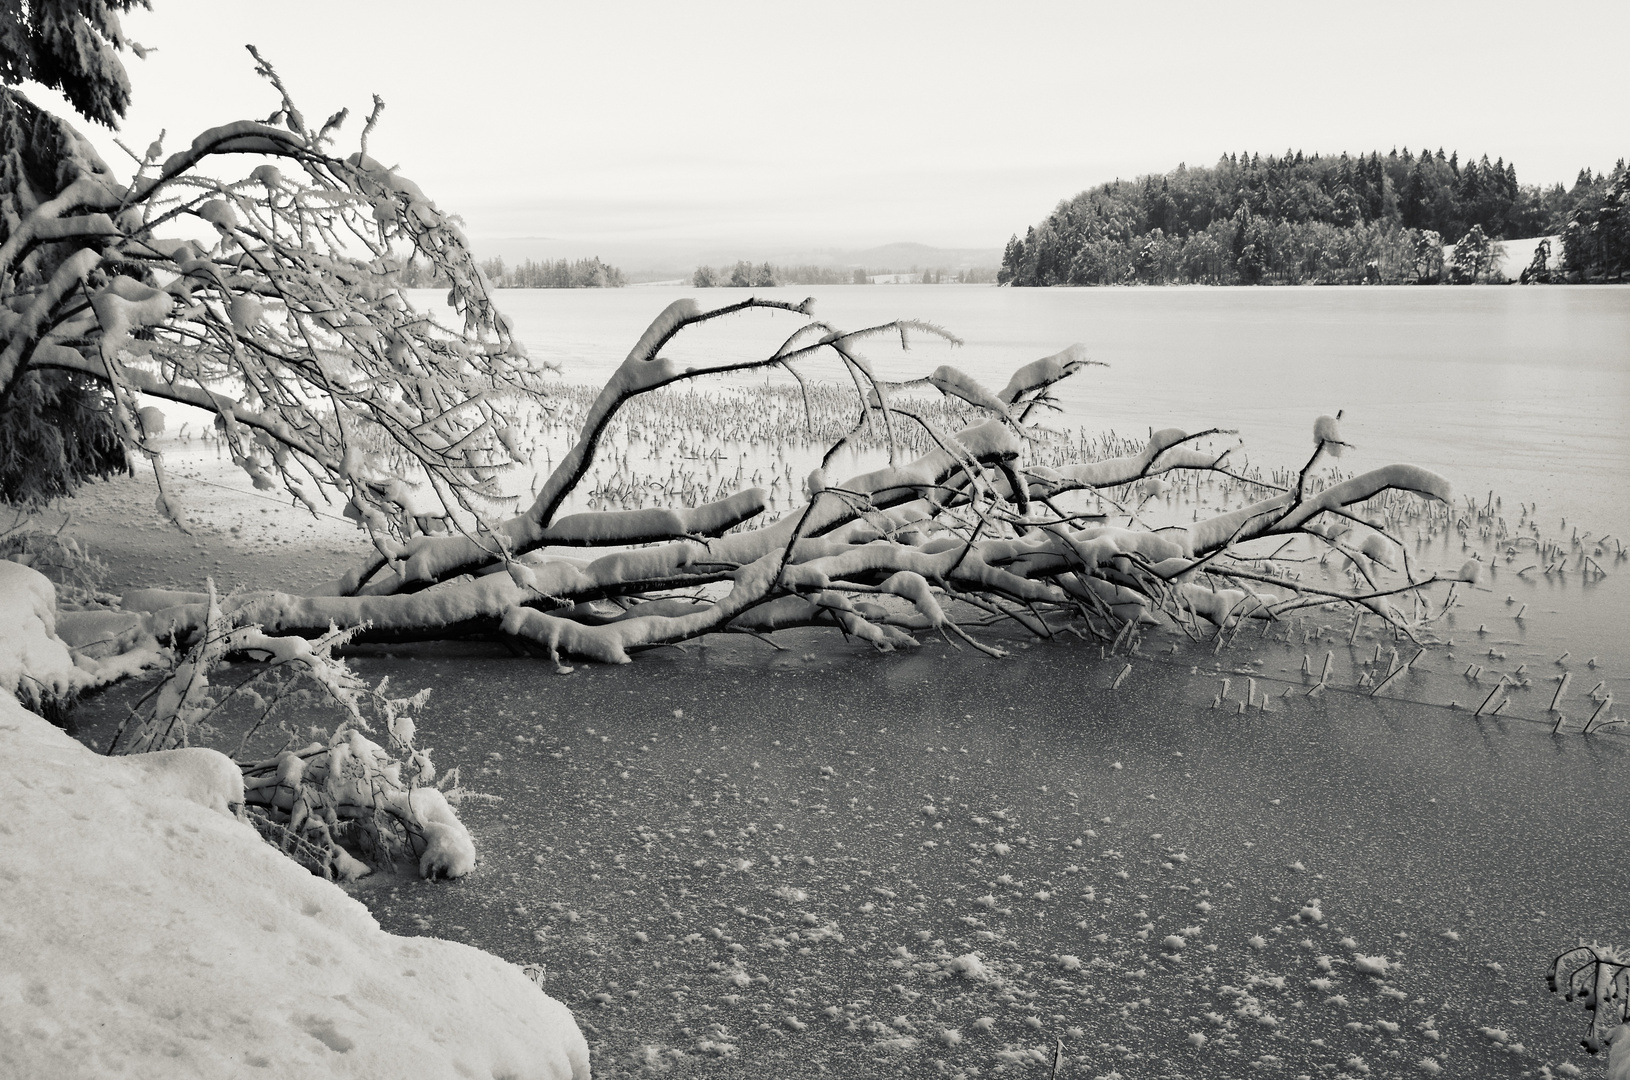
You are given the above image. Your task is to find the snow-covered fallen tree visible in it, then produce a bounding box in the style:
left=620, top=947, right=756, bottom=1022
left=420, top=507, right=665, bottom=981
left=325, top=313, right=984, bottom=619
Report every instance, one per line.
left=101, top=320, right=1454, bottom=666
left=1, top=27, right=1455, bottom=665
left=0, top=690, right=589, bottom=1079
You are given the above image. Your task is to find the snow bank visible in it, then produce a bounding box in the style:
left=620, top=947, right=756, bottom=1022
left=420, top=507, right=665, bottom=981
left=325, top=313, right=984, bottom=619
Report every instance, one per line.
left=0, top=695, right=590, bottom=1079
left=1608, top=1023, right=1630, bottom=1080
left=0, top=558, right=93, bottom=704
left=1, top=561, right=169, bottom=703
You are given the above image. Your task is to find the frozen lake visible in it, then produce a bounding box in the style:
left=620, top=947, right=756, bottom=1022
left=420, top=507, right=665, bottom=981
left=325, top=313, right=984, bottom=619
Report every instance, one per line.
left=124, top=284, right=1630, bottom=715
left=467, top=283, right=1630, bottom=539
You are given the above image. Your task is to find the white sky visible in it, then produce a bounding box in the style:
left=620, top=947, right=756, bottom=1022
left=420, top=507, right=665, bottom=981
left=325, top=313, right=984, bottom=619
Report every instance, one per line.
left=31, top=0, right=1630, bottom=252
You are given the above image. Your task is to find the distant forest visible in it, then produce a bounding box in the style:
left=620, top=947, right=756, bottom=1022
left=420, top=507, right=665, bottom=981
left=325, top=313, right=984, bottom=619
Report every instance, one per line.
left=395, top=257, right=626, bottom=289
left=479, top=256, right=625, bottom=288
left=694, top=262, right=863, bottom=287
left=692, top=261, right=999, bottom=287
left=1000, top=150, right=1628, bottom=286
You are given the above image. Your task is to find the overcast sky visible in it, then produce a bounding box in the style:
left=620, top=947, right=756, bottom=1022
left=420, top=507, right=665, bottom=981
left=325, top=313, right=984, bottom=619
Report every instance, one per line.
left=34, top=0, right=1629, bottom=253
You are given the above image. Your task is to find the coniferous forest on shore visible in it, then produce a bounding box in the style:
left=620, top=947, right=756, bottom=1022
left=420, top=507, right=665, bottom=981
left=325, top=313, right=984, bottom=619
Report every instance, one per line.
left=1000, top=149, right=1629, bottom=286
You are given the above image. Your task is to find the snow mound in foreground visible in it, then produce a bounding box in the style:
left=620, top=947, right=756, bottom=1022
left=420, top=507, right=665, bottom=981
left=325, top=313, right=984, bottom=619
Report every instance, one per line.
left=1606, top=1023, right=1630, bottom=1080
left=0, top=560, right=168, bottom=704
left=0, top=558, right=93, bottom=703
left=0, top=695, right=590, bottom=1079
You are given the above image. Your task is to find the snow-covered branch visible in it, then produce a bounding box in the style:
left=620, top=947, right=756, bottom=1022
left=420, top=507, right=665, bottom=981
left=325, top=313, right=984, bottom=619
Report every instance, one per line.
left=2, top=64, right=548, bottom=541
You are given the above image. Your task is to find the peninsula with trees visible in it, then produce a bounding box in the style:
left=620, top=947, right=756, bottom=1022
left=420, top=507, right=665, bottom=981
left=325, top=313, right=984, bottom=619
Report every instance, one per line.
left=999, top=149, right=1628, bottom=286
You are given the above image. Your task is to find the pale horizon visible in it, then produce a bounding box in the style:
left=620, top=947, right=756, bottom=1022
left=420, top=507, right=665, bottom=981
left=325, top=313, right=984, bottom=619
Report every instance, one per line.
left=23, top=0, right=1628, bottom=262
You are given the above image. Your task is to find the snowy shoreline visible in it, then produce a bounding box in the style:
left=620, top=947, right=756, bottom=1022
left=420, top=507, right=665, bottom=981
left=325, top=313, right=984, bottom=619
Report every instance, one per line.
left=0, top=562, right=590, bottom=1079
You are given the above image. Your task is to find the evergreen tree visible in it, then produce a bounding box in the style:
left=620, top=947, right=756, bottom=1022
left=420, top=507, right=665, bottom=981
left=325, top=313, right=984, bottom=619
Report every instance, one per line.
left=1450, top=224, right=1497, bottom=283
left=0, top=3, right=147, bottom=502
left=1520, top=238, right=1554, bottom=284
left=1560, top=161, right=1629, bottom=282
left=0, top=0, right=145, bottom=128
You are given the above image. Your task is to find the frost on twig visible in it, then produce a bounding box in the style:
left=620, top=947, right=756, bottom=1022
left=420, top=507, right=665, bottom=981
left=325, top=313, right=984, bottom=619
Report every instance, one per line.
left=1548, top=941, right=1630, bottom=1059
left=107, top=579, right=473, bottom=880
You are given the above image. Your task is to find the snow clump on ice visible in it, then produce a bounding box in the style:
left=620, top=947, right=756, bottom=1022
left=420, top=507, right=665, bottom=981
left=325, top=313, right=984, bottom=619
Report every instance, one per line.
left=946, top=952, right=993, bottom=981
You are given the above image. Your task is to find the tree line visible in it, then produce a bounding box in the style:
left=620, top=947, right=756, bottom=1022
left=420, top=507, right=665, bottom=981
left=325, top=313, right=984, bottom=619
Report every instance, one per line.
left=1000, top=149, right=1627, bottom=286
left=1549, top=163, right=1628, bottom=283
left=693, top=262, right=865, bottom=287
left=478, top=256, right=625, bottom=288
left=391, top=256, right=624, bottom=289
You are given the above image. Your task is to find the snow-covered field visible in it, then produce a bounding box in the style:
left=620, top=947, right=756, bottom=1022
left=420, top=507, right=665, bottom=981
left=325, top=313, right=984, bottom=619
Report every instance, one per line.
left=1495, top=236, right=1562, bottom=281
left=1438, top=236, right=1561, bottom=282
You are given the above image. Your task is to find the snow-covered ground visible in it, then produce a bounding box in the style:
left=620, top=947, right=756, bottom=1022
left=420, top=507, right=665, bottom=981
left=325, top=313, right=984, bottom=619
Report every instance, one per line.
left=1495, top=235, right=1562, bottom=280
left=1440, top=234, right=1561, bottom=281
left=0, top=562, right=590, bottom=1080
